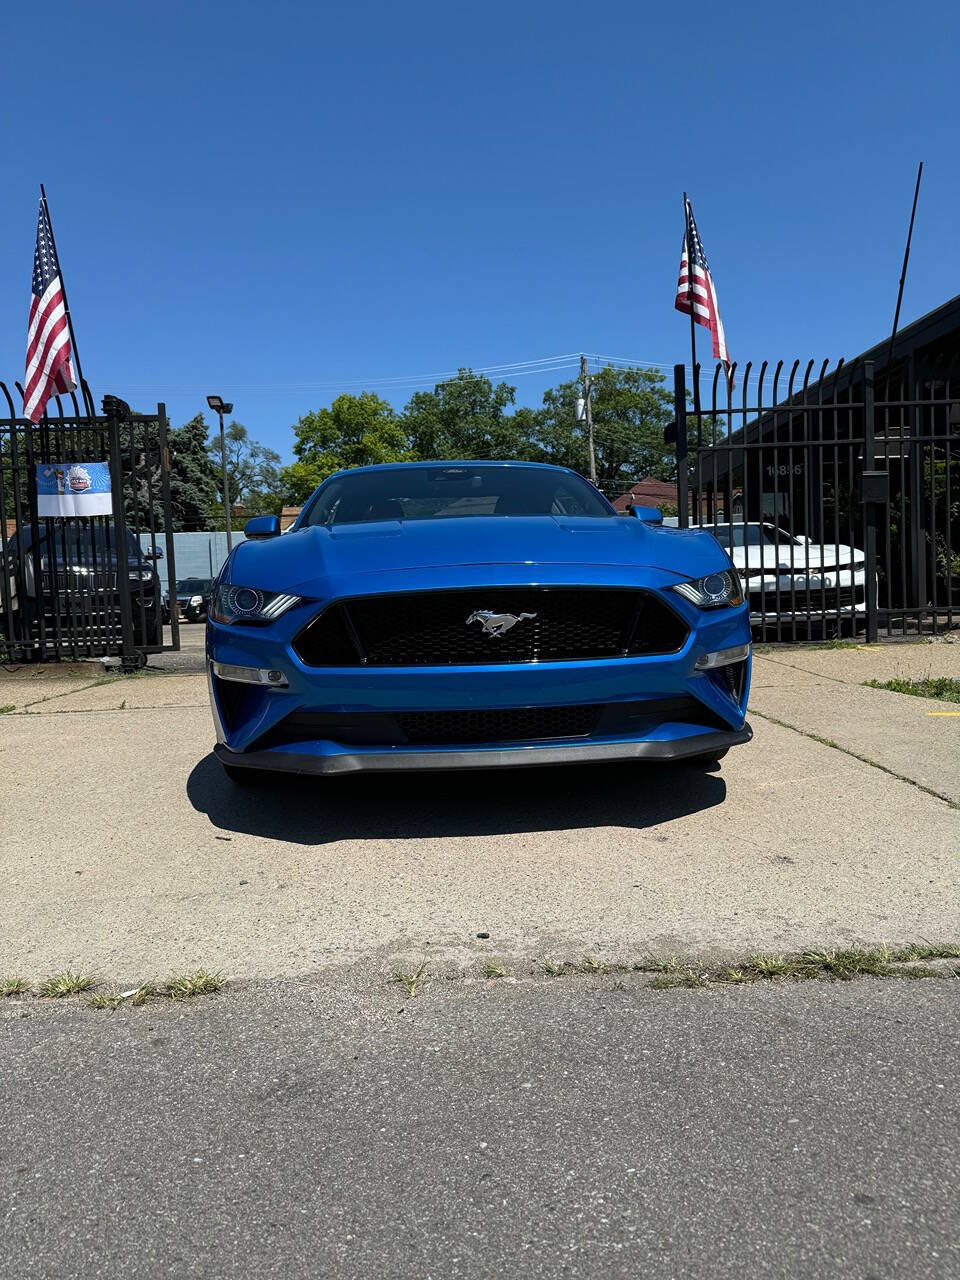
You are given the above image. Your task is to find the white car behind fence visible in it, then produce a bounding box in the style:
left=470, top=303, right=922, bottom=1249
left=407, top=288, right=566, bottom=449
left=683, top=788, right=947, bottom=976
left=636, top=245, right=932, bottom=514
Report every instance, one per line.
left=665, top=520, right=869, bottom=628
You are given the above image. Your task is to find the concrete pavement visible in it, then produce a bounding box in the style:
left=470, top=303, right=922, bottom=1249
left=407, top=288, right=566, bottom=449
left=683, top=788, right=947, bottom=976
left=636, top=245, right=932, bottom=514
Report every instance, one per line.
left=1, top=638, right=957, bottom=981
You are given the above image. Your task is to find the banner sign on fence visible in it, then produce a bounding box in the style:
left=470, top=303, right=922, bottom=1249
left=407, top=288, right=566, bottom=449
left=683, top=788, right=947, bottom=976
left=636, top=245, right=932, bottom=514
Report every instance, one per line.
left=36, top=462, right=112, bottom=517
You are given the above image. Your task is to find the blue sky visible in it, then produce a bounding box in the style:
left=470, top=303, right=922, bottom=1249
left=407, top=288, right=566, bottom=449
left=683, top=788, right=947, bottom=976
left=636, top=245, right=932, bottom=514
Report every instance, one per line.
left=2, top=0, right=957, bottom=460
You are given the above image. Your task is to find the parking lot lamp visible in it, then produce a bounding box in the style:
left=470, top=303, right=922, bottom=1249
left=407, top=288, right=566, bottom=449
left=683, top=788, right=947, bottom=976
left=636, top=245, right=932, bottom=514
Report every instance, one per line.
left=207, top=395, right=235, bottom=552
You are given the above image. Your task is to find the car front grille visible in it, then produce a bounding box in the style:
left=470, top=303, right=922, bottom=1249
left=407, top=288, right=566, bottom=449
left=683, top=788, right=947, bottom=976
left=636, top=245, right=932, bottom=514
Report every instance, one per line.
left=293, top=587, right=689, bottom=667
left=42, top=569, right=117, bottom=594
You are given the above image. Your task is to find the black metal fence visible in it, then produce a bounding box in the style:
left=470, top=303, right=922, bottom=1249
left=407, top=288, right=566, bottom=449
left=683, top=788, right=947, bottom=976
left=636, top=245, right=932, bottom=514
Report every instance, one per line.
left=673, top=357, right=959, bottom=642
left=0, top=381, right=180, bottom=665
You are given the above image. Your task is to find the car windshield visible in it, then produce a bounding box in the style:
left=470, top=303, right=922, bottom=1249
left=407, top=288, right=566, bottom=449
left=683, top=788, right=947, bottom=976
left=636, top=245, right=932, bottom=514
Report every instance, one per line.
left=304, top=466, right=612, bottom=526
left=177, top=579, right=211, bottom=592
left=712, top=523, right=800, bottom=548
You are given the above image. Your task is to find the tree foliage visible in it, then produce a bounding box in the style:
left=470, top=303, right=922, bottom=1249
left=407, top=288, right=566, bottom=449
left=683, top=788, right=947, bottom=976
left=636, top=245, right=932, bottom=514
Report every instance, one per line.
left=402, top=370, right=538, bottom=461
left=280, top=392, right=415, bottom=504
left=273, top=365, right=684, bottom=505
left=537, top=366, right=675, bottom=491
left=166, top=413, right=220, bottom=530
left=208, top=420, right=284, bottom=520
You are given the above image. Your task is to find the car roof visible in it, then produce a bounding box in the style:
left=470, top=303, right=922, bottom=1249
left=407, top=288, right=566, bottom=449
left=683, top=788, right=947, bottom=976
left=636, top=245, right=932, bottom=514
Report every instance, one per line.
left=323, top=460, right=585, bottom=479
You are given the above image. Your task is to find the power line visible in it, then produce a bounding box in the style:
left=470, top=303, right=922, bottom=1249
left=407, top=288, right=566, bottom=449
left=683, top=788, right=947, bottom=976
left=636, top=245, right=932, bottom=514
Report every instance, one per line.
left=107, top=351, right=680, bottom=397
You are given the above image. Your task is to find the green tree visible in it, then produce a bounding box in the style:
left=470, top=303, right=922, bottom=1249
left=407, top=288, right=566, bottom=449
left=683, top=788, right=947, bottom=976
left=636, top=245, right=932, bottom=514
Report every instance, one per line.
left=538, top=366, right=675, bottom=491
left=402, top=370, right=539, bottom=461
left=208, top=421, right=284, bottom=520
left=280, top=392, right=415, bottom=504
left=166, top=413, right=219, bottom=530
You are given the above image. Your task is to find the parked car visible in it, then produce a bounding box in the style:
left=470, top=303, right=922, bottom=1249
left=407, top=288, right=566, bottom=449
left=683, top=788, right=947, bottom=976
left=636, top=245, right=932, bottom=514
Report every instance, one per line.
left=206, top=461, right=752, bottom=784
left=163, top=577, right=214, bottom=623
left=704, top=522, right=868, bottom=625
left=2, top=522, right=163, bottom=648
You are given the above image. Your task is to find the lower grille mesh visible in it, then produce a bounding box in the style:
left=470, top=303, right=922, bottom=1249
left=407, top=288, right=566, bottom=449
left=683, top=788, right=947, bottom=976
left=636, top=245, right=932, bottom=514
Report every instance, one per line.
left=396, top=705, right=599, bottom=745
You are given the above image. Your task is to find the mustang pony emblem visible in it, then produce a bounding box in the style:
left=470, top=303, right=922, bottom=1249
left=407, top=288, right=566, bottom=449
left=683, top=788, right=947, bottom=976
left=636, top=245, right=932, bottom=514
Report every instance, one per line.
left=466, top=609, right=537, bottom=638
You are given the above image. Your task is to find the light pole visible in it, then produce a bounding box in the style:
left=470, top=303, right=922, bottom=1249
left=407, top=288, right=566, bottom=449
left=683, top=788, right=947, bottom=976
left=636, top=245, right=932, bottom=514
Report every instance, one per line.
left=207, top=395, right=234, bottom=551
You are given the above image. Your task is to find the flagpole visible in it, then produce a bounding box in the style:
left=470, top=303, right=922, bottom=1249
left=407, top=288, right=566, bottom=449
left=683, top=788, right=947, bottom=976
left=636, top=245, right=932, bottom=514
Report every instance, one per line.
left=39, top=184, right=93, bottom=416
left=683, top=192, right=700, bottom=527
left=683, top=193, right=698, bottom=395
left=884, top=161, right=923, bottom=383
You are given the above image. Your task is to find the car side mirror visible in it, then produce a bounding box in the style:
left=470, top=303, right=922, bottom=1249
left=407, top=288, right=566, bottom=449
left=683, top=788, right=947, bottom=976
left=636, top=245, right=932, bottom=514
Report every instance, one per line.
left=244, top=515, right=281, bottom=540
left=629, top=505, right=663, bottom=524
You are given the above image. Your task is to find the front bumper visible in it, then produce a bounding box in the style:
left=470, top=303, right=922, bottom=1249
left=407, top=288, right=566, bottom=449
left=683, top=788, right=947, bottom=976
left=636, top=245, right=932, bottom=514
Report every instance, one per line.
left=214, top=723, right=752, bottom=774
left=206, top=576, right=752, bottom=776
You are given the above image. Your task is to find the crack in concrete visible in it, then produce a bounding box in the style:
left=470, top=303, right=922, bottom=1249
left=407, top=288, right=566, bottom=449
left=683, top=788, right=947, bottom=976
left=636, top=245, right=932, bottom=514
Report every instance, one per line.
left=750, top=708, right=960, bottom=811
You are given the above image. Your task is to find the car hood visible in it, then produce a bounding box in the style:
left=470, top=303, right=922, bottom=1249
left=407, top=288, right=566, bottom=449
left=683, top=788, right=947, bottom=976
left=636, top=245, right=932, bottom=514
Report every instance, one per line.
left=228, top=517, right=726, bottom=596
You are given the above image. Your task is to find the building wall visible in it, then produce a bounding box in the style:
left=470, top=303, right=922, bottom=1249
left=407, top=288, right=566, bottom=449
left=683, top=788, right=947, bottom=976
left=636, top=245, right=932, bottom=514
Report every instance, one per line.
left=138, top=530, right=245, bottom=582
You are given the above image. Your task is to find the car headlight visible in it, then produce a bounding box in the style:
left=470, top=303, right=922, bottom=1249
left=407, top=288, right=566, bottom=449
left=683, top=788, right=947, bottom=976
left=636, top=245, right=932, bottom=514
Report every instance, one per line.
left=190, top=594, right=203, bottom=606
left=129, top=569, right=154, bottom=582
left=670, top=569, right=744, bottom=609
left=210, top=584, right=302, bottom=625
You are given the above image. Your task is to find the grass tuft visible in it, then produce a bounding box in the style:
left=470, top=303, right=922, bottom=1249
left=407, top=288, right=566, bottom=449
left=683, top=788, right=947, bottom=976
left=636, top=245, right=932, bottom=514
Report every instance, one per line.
left=579, top=955, right=614, bottom=975
left=37, top=971, right=95, bottom=998
left=865, top=676, right=960, bottom=703
left=483, top=962, right=511, bottom=980
left=0, top=704, right=16, bottom=715
left=649, top=968, right=710, bottom=990
left=161, top=969, right=225, bottom=999
left=1, top=976, right=30, bottom=997
left=89, top=993, right=123, bottom=1011
left=393, top=961, right=427, bottom=998
left=539, top=958, right=569, bottom=977
left=637, top=942, right=960, bottom=994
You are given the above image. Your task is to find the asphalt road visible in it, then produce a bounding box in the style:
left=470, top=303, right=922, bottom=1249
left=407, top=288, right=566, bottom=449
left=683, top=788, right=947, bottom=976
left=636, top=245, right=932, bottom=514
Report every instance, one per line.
left=3, top=974, right=958, bottom=1279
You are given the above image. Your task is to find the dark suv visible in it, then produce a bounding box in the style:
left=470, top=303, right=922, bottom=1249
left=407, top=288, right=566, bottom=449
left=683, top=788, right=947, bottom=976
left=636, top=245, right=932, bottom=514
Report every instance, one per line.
left=163, top=577, right=213, bottom=623
left=3, top=522, right=163, bottom=649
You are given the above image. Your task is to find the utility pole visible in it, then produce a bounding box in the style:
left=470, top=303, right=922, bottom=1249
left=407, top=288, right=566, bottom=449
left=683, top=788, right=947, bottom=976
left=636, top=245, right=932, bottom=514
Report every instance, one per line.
left=579, top=355, right=598, bottom=486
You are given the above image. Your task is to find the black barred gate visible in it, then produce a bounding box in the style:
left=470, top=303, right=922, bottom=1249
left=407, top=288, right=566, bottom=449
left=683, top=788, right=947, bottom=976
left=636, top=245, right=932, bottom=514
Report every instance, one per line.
left=673, top=357, right=959, bottom=642
left=0, top=381, right=180, bottom=665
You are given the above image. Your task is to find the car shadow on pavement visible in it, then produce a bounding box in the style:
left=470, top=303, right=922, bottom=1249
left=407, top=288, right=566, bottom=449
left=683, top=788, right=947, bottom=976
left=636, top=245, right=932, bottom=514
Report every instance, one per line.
left=186, top=753, right=726, bottom=845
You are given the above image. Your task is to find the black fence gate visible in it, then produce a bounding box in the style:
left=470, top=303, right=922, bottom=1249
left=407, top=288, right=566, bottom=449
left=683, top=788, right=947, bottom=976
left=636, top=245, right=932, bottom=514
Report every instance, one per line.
left=673, top=357, right=959, bottom=642
left=0, top=381, right=181, bottom=665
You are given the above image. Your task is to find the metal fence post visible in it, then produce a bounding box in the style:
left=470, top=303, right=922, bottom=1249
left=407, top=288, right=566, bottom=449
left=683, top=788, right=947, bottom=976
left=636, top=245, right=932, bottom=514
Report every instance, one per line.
left=106, top=401, right=137, bottom=665
left=674, top=364, right=689, bottom=528
left=863, top=360, right=879, bottom=643
left=157, top=402, right=180, bottom=654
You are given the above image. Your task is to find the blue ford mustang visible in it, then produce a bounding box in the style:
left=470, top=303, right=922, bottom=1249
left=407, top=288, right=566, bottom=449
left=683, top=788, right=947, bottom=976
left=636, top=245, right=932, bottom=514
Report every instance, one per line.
left=206, top=461, right=752, bottom=783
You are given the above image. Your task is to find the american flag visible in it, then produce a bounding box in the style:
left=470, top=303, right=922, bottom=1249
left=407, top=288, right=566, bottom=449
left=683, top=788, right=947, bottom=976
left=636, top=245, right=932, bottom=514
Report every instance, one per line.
left=24, top=198, right=77, bottom=423
left=675, top=196, right=732, bottom=381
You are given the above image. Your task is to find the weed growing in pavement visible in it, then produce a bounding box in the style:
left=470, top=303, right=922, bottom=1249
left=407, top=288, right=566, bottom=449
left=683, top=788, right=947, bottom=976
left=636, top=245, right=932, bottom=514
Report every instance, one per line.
left=536, top=943, right=960, bottom=991
left=37, top=971, right=95, bottom=998
left=649, top=968, right=710, bottom=990
left=393, top=962, right=428, bottom=997
left=483, top=963, right=512, bottom=980
left=87, top=975, right=223, bottom=1011
left=1, top=976, right=30, bottom=996
left=865, top=676, right=960, bottom=703
left=539, top=959, right=570, bottom=976
left=0, top=704, right=15, bottom=715
left=162, top=969, right=225, bottom=999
